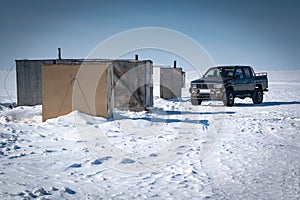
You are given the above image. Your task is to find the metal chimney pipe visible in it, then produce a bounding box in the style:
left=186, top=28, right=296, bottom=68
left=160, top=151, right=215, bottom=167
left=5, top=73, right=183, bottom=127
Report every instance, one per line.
left=58, top=48, right=61, bottom=60
left=174, top=60, right=177, bottom=68
left=135, top=54, right=138, bottom=60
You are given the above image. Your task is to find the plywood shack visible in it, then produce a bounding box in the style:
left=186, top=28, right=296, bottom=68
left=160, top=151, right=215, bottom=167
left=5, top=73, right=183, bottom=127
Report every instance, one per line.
left=153, top=66, right=185, bottom=99
left=42, top=64, right=113, bottom=121
left=16, top=59, right=111, bottom=106
left=16, top=59, right=153, bottom=113
left=113, top=60, right=153, bottom=111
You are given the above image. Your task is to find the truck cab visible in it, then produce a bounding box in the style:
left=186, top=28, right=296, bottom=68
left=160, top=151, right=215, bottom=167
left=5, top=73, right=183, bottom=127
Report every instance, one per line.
left=189, top=66, right=268, bottom=106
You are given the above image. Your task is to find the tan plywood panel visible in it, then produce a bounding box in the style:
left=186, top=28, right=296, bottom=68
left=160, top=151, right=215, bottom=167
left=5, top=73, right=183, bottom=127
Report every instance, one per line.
left=42, top=64, right=112, bottom=121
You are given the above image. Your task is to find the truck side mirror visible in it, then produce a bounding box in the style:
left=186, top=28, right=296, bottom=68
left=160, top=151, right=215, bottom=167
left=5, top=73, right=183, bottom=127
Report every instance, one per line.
left=235, top=74, right=240, bottom=79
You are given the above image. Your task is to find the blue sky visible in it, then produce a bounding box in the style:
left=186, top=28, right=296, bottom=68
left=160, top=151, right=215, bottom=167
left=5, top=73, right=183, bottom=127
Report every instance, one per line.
left=0, top=0, right=299, bottom=70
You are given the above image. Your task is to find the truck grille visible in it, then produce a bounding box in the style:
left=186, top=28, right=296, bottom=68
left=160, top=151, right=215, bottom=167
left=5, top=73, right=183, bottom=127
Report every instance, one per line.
left=196, top=84, right=214, bottom=89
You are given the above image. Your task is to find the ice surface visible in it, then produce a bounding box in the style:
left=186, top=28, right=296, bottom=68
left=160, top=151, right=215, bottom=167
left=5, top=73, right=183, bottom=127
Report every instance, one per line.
left=0, top=70, right=299, bottom=199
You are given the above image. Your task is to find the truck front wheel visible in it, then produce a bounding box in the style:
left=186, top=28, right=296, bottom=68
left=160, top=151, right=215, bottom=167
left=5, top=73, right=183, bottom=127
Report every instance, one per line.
left=191, top=98, right=202, bottom=105
left=252, top=87, right=263, bottom=104
left=223, top=89, right=234, bottom=106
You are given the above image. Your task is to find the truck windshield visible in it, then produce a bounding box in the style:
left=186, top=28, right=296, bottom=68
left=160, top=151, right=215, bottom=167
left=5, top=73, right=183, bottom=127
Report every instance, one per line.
left=203, top=67, right=234, bottom=78
left=203, top=68, right=221, bottom=78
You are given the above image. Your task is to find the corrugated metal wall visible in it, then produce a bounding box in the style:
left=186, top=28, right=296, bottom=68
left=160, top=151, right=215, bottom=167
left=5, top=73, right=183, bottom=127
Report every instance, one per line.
left=16, top=60, right=52, bottom=106
left=113, top=60, right=153, bottom=111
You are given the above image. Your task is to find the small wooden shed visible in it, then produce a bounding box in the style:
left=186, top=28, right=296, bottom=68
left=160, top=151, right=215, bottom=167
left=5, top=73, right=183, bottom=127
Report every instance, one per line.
left=153, top=64, right=185, bottom=99
left=112, top=60, right=153, bottom=111
left=16, top=58, right=153, bottom=119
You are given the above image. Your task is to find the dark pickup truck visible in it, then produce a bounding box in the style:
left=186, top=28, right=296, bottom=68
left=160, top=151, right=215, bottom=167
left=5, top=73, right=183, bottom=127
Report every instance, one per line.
left=189, top=66, right=268, bottom=106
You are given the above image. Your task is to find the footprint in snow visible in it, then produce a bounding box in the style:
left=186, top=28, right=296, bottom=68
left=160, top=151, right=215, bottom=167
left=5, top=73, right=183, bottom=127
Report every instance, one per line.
left=91, top=156, right=113, bottom=165
left=18, top=190, right=37, bottom=198
left=91, top=159, right=103, bottom=165
left=8, top=153, right=26, bottom=159
left=43, top=149, right=55, bottom=153
left=32, top=187, right=51, bottom=196
left=12, top=145, right=20, bottom=150
left=120, top=158, right=135, bottom=164
left=61, top=187, right=76, bottom=194
left=68, top=163, right=81, bottom=168
left=149, top=153, right=157, bottom=157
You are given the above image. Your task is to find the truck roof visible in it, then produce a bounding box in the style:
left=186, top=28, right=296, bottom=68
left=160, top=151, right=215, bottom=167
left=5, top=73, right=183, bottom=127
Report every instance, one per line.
left=212, top=65, right=251, bottom=68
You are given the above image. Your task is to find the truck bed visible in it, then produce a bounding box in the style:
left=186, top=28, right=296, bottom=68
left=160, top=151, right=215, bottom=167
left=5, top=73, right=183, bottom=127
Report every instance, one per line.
left=254, top=72, right=268, bottom=91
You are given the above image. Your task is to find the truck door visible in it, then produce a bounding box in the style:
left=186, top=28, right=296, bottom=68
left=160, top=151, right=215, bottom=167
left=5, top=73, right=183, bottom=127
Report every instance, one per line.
left=243, top=67, right=255, bottom=94
left=233, top=67, right=246, bottom=95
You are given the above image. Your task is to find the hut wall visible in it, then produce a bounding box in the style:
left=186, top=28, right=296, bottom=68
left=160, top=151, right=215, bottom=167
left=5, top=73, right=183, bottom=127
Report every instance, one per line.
left=42, top=64, right=113, bottom=121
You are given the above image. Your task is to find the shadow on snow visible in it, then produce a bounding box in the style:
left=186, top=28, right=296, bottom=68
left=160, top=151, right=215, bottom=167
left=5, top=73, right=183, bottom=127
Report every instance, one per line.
left=163, top=110, right=235, bottom=115
left=114, top=110, right=235, bottom=125
left=234, top=101, right=300, bottom=107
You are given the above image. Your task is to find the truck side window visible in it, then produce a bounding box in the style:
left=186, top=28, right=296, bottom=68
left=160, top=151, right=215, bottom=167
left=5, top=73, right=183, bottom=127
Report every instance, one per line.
left=243, top=67, right=252, bottom=79
left=224, top=68, right=234, bottom=77
left=234, top=68, right=244, bottom=79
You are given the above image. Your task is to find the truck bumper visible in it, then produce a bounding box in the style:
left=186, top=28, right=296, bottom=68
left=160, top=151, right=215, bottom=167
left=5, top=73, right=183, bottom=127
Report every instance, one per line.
left=190, top=88, right=225, bottom=101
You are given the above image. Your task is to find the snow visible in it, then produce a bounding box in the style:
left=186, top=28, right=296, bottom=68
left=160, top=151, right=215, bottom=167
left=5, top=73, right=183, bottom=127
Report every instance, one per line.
left=0, top=70, right=299, bottom=199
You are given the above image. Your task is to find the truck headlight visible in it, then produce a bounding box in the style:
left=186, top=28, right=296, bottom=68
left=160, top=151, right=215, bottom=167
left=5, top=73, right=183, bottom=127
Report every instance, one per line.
left=191, top=84, right=197, bottom=88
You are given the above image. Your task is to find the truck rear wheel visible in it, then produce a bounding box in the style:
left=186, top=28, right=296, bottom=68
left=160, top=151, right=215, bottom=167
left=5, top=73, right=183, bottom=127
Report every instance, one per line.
left=252, top=87, right=263, bottom=104
left=223, top=89, right=234, bottom=106
left=191, top=98, right=202, bottom=105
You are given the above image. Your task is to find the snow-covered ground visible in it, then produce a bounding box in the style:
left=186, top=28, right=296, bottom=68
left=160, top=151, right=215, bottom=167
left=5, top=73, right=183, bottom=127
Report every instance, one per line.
left=0, top=70, right=299, bottom=199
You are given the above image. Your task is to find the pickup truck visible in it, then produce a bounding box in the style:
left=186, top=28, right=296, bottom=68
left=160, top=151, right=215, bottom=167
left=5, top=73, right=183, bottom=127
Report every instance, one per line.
left=189, top=66, right=268, bottom=106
